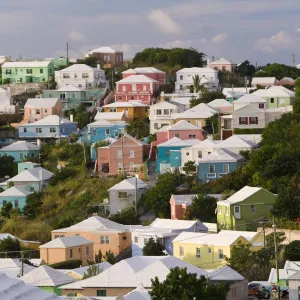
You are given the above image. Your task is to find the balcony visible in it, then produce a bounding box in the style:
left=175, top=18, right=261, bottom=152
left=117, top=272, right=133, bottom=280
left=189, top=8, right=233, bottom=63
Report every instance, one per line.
left=206, top=173, right=216, bottom=179
left=153, top=114, right=174, bottom=120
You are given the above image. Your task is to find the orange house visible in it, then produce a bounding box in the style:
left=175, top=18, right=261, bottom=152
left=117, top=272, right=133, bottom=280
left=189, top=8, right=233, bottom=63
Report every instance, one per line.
left=40, top=236, right=94, bottom=266
left=51, top=216, right=132, bottom=260
left=24, top=98, right=62, bottom=123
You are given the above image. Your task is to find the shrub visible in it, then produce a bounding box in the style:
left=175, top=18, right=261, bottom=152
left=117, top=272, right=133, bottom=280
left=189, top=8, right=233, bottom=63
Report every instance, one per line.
left=49, top=259, right=82, bottom=269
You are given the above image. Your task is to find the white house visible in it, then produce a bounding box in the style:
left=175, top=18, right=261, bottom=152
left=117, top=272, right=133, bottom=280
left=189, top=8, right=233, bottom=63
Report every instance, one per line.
left=149, top=100, right=186, bottom=134
left=107, top=177, right=148, bottom=215
left=130, top=218, right=208, bottom=256
left=251, top=77, right=278, bottom=87
left=175, top=67, right=219, bottom=93
left=233, top=94, right=267, bottom=111
left=0, top=87, right=15, bottom=114
left=55, top=64, right=107, bottom=89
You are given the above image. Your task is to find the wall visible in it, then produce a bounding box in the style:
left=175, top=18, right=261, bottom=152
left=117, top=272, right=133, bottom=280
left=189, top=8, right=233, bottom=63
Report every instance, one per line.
left=0, top=195, right=27, bottom=211
left=170, top=197, right=186, bottom=220
left=286, top=279, right=299, bottom=300
left=88, top=52, right=124, bottom=67
left=62, top=287, right=134, bottom=297
left=88, top=124, right=124, bottom=143
left=0, top=150, right=39, bottom=162
left=104, top=107, right=148, bottom=120
left=24, top=101, right=62, bottom=122
left=170, top=150, right=182, bottom=168
left=223, top=280, right=248, bottom=300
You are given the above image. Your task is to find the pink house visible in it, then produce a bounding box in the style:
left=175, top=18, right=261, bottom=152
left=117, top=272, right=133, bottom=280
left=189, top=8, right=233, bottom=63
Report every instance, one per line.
left=97, top=134, right=150, bottom=174
left=114, top=75, right=160, bottom=104
left=122, top=67, right=166, bottom=85
left=156, top=120, right=207, bottom=145
left=24, top=98, right=62, bottom=123
left=208, top=58, right=237, bottom=73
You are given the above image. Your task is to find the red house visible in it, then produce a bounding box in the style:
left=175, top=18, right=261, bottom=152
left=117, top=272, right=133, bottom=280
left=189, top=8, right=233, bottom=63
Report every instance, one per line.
left=115, top=75, right=160, bottom=104
left=122, top=67, right=166, bottom=85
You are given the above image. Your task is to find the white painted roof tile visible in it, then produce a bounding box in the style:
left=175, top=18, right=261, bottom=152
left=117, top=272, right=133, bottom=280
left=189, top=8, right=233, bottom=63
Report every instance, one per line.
left=103, top=101, right=148, bottom=108
left=167, top=120, right=201, bottom=131
left=0, top=141, right=40, bottom=151
left=209, top=58, right=237, bottom=65
left=25, top=98, right=59, bottom=108
left=2, top=61, right=51, bottom=68
left=108, top=177, right=147, bottom=191
left=208, top=266, right=244, bottom=281
left=40, top=236, right=93, bottom=249
left=8, top=167, right=53, bottom=182
left=0, top=186, right=31, bottom=197
left=94, top=111, right=125, bottom=121
left=21, top=115, right=74, bottom=126
left=198, top=148, right=244, bottom=162
left=117, top=75, right=159, bottom=84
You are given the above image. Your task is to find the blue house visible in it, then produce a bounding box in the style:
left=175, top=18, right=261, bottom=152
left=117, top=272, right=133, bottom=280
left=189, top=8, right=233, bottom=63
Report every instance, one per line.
left=0, top=186, right=32, bottom=211
left=0, top=141, right=40, bottom=162
left=198, top=148, right=246, bottom=182
left=18, top=115, right=77, bottom=140
left=156, top=137, right=199, bottom=173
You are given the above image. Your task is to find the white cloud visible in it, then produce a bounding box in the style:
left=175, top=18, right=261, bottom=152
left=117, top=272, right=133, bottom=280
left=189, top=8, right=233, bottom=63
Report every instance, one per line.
left=211, top=33, right=228, bottom=44
left=254, top=31, right=294, bottom=53
left=148, top=9, right=182, bottom=35
left=297, top=28, right=300, bottom=32
left=68, top=31, right=85, bottom=42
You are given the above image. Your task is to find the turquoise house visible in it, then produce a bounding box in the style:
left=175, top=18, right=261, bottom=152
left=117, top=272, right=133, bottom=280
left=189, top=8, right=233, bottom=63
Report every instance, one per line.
left=156, top=137, right=199, bottom=173
left=0, top=186, right=31, bottom=211
left=18, top=162, right=41, bottom=173
left=0, top=141, right=40, bottom=162
left=198, top=148, right=246, bottom=182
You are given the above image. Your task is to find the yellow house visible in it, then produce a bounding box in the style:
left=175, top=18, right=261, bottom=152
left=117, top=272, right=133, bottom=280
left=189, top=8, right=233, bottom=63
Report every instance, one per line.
left=103, top=100, right=149, bottom=120
left=173, top=230, right=263, bottom=269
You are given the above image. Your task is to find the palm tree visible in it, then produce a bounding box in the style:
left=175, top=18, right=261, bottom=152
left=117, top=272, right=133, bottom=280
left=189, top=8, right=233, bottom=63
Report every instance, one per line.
left=187, top=75, right=205, bottom=93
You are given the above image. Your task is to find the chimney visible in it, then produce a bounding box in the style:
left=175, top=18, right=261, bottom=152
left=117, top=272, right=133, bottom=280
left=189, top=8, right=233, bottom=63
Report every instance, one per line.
left=207, top=58, right=210, bottom=66
left=70, top=114, right=74, bottom=122
left=97, top=64, right=100, bottom=69
left=36, top=139, right=41, bottom=148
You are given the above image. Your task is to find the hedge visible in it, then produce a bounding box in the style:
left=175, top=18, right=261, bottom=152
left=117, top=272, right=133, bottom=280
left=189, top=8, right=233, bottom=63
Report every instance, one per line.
left=49, top=259, right=82, bottom=269
left=233, top=128, right=264, bottom=134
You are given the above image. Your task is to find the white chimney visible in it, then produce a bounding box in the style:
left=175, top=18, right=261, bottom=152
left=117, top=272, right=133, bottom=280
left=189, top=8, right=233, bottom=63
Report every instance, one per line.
left=36, top=139, right=41, bottom=148
left=207, top=58, right=210, bottom=66
left=97, top=64, right=100, bottom=69
left=70, top=114, right=74, bottom=122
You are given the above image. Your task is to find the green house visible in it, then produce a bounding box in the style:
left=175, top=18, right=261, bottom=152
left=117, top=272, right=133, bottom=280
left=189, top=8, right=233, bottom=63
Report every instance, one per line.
left=217, top=186, right=277, bottom=230
left=2, top=61, right=54, bottom=84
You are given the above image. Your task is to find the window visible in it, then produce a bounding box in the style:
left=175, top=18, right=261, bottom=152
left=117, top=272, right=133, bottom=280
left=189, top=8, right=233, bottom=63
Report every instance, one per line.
left=166, top=150, right=170, bottom=157
left=189, top=134, right=196, bottom=138
left=239, top=117, right=248, bottom=125
left=45, top=109, right=48, bottom=113
left=23, top=128, right=27, bottom=133
left=104, top=55, right=110, bottom=62
left=175, top=133, right=180, bottom=138
left=196, top=247, right=200, bottom=258
left=209, top=164, right=215, bottom=173
left=50, top=127, right=56, bottom=133
left=144, top=238, right=149, bottom=245
left=36, top=128, right=42, bottom=133
left=110, top=108, right=117, bottom=112
left=20, top=153, right=23, bottom=160
left=208, top=248, right=212, bottom=253
left=259, top=103, right=264, bottom=109
left=14, top=200, right=19, bottom=208
left=118, top=191, right=128, bottom=198
left=218, top=249, right=224, bottom=259
left=234, top=206, right=240, bottom=215
left=117, top=150, right=122, bottom=158
left=123, top=236, right=127, bottom=240
left=114, top=130, right=119, bottom=137
left=60, top=93, right=66, bottom=99
left=118, top=96, right=122, bottom=100
left=179, top=246, right=184, bottom=256
left=154, top=123, right=158, bottom=129
left=163, top=109, right=169, bottom=115
left=86, top=246, right=89, bottom=255
left=269, top=205, right=273, bottom=212
left=105, top=129, right=110, bottom=135
left=97, top=290, right=107, bottom=297
left=63, top=73, right=70, bottom=78
left=198, top=151, right=203, bottom=158
left=223, top=164, right=229, bottom=173
left=117, top=162, right=123, bottom=170
left=133, top=236, right=138, bottom=243
left=82, top=73, right=89, bottom=78
left=156, top=109, right=162, bottom=115
left=143, top=85, right=147, bottom=91
left=180, top=85, right=183, bottom=90
left=225, top=206, right=229, bottom=216
left=208, top=152, right=211, bottom=155
left=250, top=205, right=256, bottom=214
left=70, top=248, right=73, bottom=258
left=5, top=69, right=11, bottom=75
left=26, top=69, right=32, bottom=74
left=129, top=150, right=135, bottom=158
left=180, top=75, right=183, bottom=80
left=270, top=98, right=275, bottom=103
left=100, top=236, right=109, bottom=244
left=218, top=206, right=222, bottom=214
left=79, top=248, right=81, bottom=253
left=40, top=69, right=43, bottom=74
left=186, top=152, right=190, bottom=156
left=131, top=96, right=134, bottom=100
left=92, top=128, right=97, bottom=136
left=36, top=109, right=40, bottom=114
left=249, top=117, right=258, bottom=125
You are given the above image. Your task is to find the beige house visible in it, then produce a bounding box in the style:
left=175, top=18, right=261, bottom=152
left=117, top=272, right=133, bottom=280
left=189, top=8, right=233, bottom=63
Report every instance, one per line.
left=40, top=236, right=94, bottom=266
left=51, top=216, right=132, bottom=260
left=24, top=98, right=62, bottom=123
left=208, top=58, right=237, bottom=72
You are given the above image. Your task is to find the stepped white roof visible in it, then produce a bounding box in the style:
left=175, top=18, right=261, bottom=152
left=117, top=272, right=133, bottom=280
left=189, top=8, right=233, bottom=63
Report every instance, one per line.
left=59, top=64, right=100, bottom=72
left=284, top=261, right=300, bottom=272
left=234, top=94, right=266, bottom=103
left=94, top=111, right=125, bottom=121
left=21, top=265, right=75, bottom=287
left=123, top=67, right=165, bottom=74
left=0, top=186, right=31, bottom=197
left=122, top=285, right=151, bottom=300
left=108, top=177, right=147, bottom=191
left=158, top=137, right=199, bottom=147
left=209, top=58, right=237, bottom=65
left=2, top=61, right=51, bottom=68
left=0, top=141, right=40, bottom=151
left=117, top=75, right=159, bottom=84
left=56, top=84, right=84, bottom=92
left=103, top=101, right=148, bottom=108
left=171, top=194, right=196, bottom=205
left=8, top=167, right=53, bottom=183
left=21, top=115, right=75, bottom=126
left=191, top=138, right=220, bottom=149
left=252, top=77, right=278, bottom=84
left=168, top=120, right=201, bottom=131
left=25, top=98, right=59, bottom=108
left=0, top=272, right=59, bottom=299
left=178, top=67, right=216, bottom=73
left=219, top=135, right=257, bottom=148
left=207, top=265, right=244, bottom=281
left=175, top=103, right=217, bottom=119
left=150, top=218, right=206, bottom=231
left=87, top=46, right=122, bottom=54
left=0, top=259, right=35, bottom=278
left=198, top=148, right=244, bottom=162
left=67, top=262, right=112, bottom=278
left=40, top=236, right=93, bottom=249
left=208, top=98, right=233, bottom=108
left=218, top=230, right=261, bottom=245
left=253, top=86, right=295, bottom=97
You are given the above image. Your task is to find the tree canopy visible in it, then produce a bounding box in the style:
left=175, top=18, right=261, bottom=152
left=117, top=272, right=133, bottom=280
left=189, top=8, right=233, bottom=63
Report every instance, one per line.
left=284, top=240, right=300, bottom=261
left=0, top=237, right=21, bottom=258
left=255, top=63, right=300, bottom=79
left=190, top=89, right=225, bottom=107
left=0, top=155, right=17, bottom=178
left=143, top=238, right=165, bottom=256
left=125, top=118, right=150, bottom=140
left=236, top=60, right=256, bottom=78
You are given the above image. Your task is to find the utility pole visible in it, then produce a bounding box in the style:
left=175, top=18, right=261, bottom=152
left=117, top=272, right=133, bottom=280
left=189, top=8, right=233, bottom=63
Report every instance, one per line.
left=66, top=42, right=69, bottom=64
left=272, top=217, right=281, bottom=300
left=121, top=132, right=124, bottom=174
left=58, top=115, right=61, bottom=144
left=245, top=76, right=248, bottom=94
left=135, top=176, right=138, bottom=212
left=21, top=250, right=24, bottom=276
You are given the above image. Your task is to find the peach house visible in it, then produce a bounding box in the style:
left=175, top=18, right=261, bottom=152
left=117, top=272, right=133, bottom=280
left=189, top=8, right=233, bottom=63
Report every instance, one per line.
left=51, top=216, right=132, bottom=260
left=208, top=58, right=237, bottom=72
left=97, top=134, right=150, bottom=174
left=114, top=75, right=160, bottom=104
left=156, top=120, right=207, bottom=145
left=24, top=98, right=62, bottom=123
left=122, top=67, right=166, bottom=85
left=40, top=236, right=94, bottom=266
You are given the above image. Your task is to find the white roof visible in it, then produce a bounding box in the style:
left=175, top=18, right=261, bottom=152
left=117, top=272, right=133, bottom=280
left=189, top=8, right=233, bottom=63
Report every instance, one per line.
left=21, top=265, right=75, bottom=287
left=94, top=111, right=125, bottom=121
left=269, top=268, right=293, bottom=283
left=178, top=67, right=217, bottom=73
left=87, top=46, right=122, bottom=54
left=67, top=262, right=112, bottom=278
left=234, top=94, right=266, bottom=104
left=0, top=259, right=35, bottom=278
left=171, top=194, right=196, bottom=205
left=167, top=120, right=201, bottom=131
left=2, top=61, right=51, bottom=68
left=218, top=230, right=261, bottom=245
left=191, top=138, right=220, bottom=149
left=209, top=58, right=237, bottom=65
left=208, top=266, right=244, bottom=281
left=60, top=256, right=208, bottom=289
left=280, top=77, right=294, bottom=82
left=56, top=84, right=84, bottom=92
left=219, top=135, right=257, bottom=148
left=218, top=186, right=273, bottom=206
left=252, top=77, right=277, bottom=84
left=52, top=216, right=127, bottom=233
left=29, top=259, right=44, bottom=267
left=0, top=141, right=40, bottom=152
left=208, top=98, right=233, bottom=108
left=59, top=64, right=100, bottom=72
left=103, top=101, right=148, bottom=108
left=150, top=218, right=205, bottom=231
left=266, top=105, right=293, bottom=113
left=198, top=148, right=244, bottom=162
left=0, top=272, right=59, bottom=300
left=284, top=261, right=300, bottom=272
left=175, top=103, right=217, bottom=119
left=117, top=75, right=158, bottom=84
left=158, top=137, right=198, bottom=147
left=0, top=186, right=31, bottom=197
left=8, top=167, right=53, bottom=183
left=253, top=86, right=295, bottom=98
left=122, top=285, right=151, bottom=300
left=123, top=67, right=165, bottom=74
left=234, top=134, right=262, bottom=144
left=40, top=236, right=93, bottom=249
left=21, top=115, right=74, bottom=126
left=108, top=177, right=148, bottom=191
left=25, top=98, right=59, bottom=108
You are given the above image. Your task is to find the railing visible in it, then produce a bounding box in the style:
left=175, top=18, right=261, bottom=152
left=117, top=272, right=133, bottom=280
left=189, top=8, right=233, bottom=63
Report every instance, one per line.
left=206, top=173, right=217, bottom=179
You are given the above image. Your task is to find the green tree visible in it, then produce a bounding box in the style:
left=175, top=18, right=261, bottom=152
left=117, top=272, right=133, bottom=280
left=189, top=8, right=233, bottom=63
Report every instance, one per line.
left=150, top=267, right=230, bottom=300
left=103, top=250, right=115, bottom=264
left=82, top=264, right=102, bottom=279
left=23, top=192, right=43, bottom=219
left=143, top=238, right=165, bottom=256
left=126, top=118, right=150, bottom=139
left=94, top=140, right=111, bottom=149
left=95, top=250, right=103, bottom=263
left=0, top=237, right=21, bottom=258
left=236, top=60, right=256, bottom=77
left=184, top=195, right=217, bottom=222
left=1, top=202, right=13, bottom=218
left=182, top=161, right=197, bottom=176
left=109, top=207, right=141, bottom=225
left=255, top=63, right=300, bottom=79
left=0, top=155, right=17, bottom=178
left=74, top=111, right=90, bottom=129
left=188, top=75, right=204, bottom=93
left=284, top=240, right=300, bottom=261
left=190, top=89, right=225, bottom=107
left=294, top=78, right=300, bottom=114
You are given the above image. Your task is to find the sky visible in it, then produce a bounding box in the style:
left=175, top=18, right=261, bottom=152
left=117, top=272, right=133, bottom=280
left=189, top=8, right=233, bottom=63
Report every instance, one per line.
left=1, top=0, right=300, bottom=65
